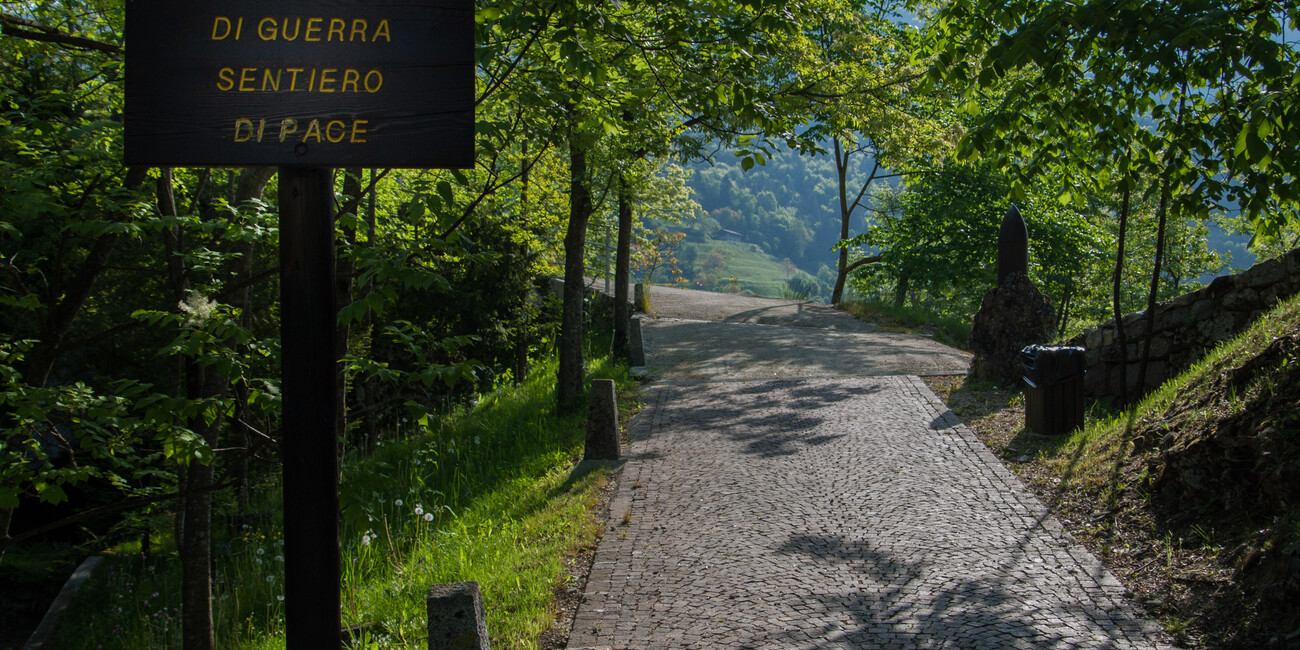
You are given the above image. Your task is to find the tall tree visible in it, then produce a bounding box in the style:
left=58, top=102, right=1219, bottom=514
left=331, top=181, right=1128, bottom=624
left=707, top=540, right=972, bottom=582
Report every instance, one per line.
left=930, top=0, right=1300, bottom=397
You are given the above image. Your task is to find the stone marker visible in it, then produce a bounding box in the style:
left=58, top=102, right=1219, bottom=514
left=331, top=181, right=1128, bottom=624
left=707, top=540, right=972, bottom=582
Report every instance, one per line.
left=585, top=378, right=620, bottom=461
left=997, top=204, right=1029, bottom=286
left=969, top=205, right=1055, bottom=384
left=970, top=272, right=1056, bottom=384
left=427, top=582, right=490, bottom=650
left=633, top=283, right=647, bottom=312
left=629, top=316, right=646, bottom=367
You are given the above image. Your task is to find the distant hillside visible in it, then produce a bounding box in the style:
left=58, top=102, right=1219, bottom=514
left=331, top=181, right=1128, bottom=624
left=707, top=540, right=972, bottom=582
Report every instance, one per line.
left=674, top=238, right=828, bottom=300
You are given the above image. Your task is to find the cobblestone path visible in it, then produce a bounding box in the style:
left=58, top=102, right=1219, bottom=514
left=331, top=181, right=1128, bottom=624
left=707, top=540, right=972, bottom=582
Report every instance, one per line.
left=567, top=374, right=1166, bottom=649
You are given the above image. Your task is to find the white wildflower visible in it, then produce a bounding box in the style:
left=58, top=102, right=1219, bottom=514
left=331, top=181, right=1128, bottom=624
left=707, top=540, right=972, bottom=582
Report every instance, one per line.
left=178, top=291, right=217, bottom=326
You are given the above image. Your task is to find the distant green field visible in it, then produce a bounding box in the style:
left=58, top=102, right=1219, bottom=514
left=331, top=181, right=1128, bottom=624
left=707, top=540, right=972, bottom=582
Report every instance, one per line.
left=679, top=238, right=819, bottom=299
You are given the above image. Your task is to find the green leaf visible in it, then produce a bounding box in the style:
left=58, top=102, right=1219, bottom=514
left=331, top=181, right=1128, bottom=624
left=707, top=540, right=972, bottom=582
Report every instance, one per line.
left=0, top=487, right=18, bottom=509
left=436, top=180, right=454, bottom=207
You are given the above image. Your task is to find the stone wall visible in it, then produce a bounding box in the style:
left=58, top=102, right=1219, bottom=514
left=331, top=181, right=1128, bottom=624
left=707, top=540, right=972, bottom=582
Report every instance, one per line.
left=1066, top=247, right=1300, bottom=400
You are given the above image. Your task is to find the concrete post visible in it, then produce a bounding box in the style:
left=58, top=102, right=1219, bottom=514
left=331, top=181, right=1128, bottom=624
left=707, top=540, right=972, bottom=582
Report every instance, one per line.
left=629, top=317, right=646, bottom=367
left=633, top=283, right=646, bottom=313
left=427, top=582, right=490, bottom=649
left=585, top=379, right=620, bottom=460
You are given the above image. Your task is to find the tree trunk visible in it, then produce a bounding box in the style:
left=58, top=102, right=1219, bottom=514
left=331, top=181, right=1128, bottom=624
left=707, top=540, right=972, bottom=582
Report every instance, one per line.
left=613, top=173, right=633, bottom=360
left=230, top=168, right=275, bottom=505
left=514, top=148, right=531, bottom=386
left=364, top=170, right=380, bottom=448
left=893, top=275, right=909, bottom=309
left=170, top=167, right=274, bottom=650
left=19, top=168, right=150, bottom=387
left=558, top=120, right=593, bottom=411
left=830, top=137, right=880, bottom=306
left=180, top=366, right=223, bottom=650
left=832, top=137, right=851, bottom=305
left=1137, top=185, right=1170, bottom=395
left=336, top=169, right=362, bottom=455
left=0, top=506, right=12, bottom=565
left=1112, top=187, right=1132, bottom=405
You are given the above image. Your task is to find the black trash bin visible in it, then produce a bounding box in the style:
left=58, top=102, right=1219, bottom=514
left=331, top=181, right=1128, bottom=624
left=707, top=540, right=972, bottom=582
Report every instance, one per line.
left=1020, top=345, right=1085, bottom=435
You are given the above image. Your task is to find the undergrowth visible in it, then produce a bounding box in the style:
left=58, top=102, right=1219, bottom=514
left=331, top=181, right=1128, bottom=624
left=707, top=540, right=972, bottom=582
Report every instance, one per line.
left=841, top=298, right=971, bottom=350
left=54, top=352, right=635, bottom=649
left=1046, top=293, right=1300, bottom=648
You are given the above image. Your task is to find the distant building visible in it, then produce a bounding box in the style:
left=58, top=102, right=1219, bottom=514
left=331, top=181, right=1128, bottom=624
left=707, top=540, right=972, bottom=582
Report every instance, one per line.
left=717, top=229, right=744, bottom=242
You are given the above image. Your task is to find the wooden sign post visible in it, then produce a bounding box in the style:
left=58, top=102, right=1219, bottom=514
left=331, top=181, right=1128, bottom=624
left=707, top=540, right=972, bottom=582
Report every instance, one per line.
left=125, top=1, right=472, bottom=647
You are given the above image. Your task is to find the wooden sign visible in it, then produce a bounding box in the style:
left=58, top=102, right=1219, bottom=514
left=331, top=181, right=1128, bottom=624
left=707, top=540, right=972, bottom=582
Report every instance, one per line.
left=125, top=0, right=473, bottom=168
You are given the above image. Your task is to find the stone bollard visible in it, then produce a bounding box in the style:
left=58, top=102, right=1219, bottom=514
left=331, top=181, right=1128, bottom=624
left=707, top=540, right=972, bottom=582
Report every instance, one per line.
left=427, top=582, right=490, bottom=649
left=585, top=379, right=620, bottom=461
left=997, top=204, right=1028, bottom=287
left=629, top=316, right=646, bottom=367
left=633, top=283, right=648, bottom=313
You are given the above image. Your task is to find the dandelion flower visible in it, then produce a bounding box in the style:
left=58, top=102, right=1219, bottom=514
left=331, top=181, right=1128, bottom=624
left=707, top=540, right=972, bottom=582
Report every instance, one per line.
left=256, top=548, right=265, bottom=556
left=277, top=595, right=285, bottom=602
left=266, top=575, right=275, bottom=583
left=414, top=505, right=424, bottom=516
left=423, top=513, right=434, bottom=522
left=362, top=535, right=372, bottom=546
left=394, top=499, right=404, bottom=507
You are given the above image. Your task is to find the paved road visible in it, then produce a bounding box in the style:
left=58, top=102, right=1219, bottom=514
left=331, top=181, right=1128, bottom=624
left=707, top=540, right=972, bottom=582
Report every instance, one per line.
left=567, top=290, right=1165, bottom=649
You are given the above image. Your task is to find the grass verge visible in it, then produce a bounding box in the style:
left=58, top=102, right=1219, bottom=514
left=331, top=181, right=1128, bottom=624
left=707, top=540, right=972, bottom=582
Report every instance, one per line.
left=928, top=292, right=1300, bottom=649
left=841, top=298, right=971, bottom=350
left=53, top=351, right=639, bottom=649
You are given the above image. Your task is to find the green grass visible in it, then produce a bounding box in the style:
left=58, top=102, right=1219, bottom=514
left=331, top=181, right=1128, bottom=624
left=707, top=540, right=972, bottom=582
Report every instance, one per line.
left=54, top=351, right=635, bottom=649
left=680, top=239, right=813, bottom=298
left=1048, top=292, right=1300, bottom=492
left=1036, top=292, right=1300, bottom=647
left=841, top=298, right=972, bottom=350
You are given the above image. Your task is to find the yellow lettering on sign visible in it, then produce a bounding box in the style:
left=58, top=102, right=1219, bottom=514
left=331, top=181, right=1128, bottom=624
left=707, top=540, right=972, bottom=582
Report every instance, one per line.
left=261, top=69, right=281, bottom=92
left=318, top=68, right=337, bottom=93
left=212, top=17, right=232, bottom=40
left=350, top=19, right=368, bottom=42
left=217, top=67, right=383, bottom=92
left=303, top=119, right=323, bottom=142
left=213, top=16, right=243, bottom=40
left=279, top=118, right=299, bottom=142
left=281, top=18, right=301, bottom=41
left=304, top=17, right=323, bottom=41
left=231, top=16, right=390, bottom=42
left=325, top=120, right=347, bottom=143
left=234, top=117, right=371, bottom=144
left=233, top=118, right=254, bottom=141
left=217, top=68, right=235, bottom=91
left=341, top=69, right=360, bottom=93
left=328, top=18, right=345, bottom=42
